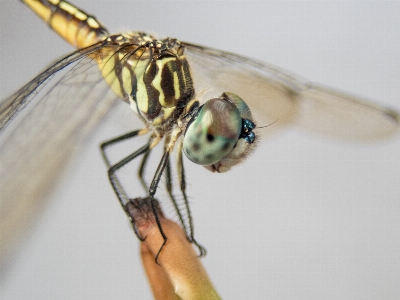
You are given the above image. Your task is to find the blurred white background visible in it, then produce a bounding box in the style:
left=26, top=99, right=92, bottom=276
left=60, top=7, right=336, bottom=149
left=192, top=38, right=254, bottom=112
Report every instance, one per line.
left=1, top=1, right=399, bottom=299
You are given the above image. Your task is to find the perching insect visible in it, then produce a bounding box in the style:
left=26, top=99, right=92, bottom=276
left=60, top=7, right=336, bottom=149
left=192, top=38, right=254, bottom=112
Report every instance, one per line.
left=1, top=0, right=399, bottom=273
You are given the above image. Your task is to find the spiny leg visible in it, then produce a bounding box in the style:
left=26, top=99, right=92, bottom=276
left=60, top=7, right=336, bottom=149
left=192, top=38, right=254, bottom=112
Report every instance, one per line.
left=148, top=151, right=171, bottom=263
left=101, top=129, right=148, bottom=208
left=101, top=130, right=171, bottom=261
left=100, top=129, right=148, bottom=168
left=101, top=129, right=198, bottom=262
left=176, top=142, right=207, bottom=257
left=164, top=157, right=191, bottom=238
left=102, top=130, right=151, bottom=240
left=108, top=143, right=151, bottom=240
left=137, top=145, right=152, bottom=192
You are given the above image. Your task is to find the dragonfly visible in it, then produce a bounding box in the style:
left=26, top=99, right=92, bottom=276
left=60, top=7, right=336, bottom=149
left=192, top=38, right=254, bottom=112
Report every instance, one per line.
left=1, top=0, right=399, bottom=266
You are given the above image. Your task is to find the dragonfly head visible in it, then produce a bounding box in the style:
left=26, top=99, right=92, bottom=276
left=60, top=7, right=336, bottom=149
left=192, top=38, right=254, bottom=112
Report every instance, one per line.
left=183, top=92, right=256, bottom=173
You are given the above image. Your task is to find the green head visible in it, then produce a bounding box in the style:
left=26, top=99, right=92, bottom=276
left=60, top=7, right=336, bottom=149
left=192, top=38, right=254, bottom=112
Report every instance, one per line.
left=183, top=92, right=256, bottom=172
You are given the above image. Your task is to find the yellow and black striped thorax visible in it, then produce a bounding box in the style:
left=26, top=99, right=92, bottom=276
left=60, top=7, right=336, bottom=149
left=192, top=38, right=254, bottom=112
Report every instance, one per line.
left=21, top=1, right=194, bottom=126
left=99, top=33, right=195, bottom=125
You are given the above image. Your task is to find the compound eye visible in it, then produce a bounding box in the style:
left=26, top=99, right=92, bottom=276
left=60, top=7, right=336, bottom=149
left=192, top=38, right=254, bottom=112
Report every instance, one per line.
left=183, top=98, right=242, bottom=165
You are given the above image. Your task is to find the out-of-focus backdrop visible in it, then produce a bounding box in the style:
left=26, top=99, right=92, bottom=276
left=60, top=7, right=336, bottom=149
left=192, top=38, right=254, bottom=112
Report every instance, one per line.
left=1, top=1, right=399, bottom=299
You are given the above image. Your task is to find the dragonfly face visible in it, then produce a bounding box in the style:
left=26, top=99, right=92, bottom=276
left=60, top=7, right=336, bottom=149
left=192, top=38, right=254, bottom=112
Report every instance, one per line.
left=183, top=92, right=256, bottom=172
left=1, top=1, right=400, bottom=299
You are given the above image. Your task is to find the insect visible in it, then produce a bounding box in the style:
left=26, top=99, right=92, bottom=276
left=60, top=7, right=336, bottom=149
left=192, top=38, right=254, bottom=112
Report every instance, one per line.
left=1, top=1, right=400, bottom=298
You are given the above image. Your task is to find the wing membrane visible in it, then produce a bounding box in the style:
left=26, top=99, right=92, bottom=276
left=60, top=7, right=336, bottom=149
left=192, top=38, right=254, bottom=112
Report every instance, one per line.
left=184, top=42, right=400, bottom=140
left=0, top=43, right=129, bottom=261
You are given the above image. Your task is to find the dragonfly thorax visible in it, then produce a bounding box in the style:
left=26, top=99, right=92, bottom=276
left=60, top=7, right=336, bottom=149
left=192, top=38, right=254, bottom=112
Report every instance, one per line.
left=102, top=33, right=195, bottom=126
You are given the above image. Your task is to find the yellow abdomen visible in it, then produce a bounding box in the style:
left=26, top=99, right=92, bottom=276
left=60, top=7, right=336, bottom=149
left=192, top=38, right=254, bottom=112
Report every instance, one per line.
left=22, top=0, right=108, bottom=48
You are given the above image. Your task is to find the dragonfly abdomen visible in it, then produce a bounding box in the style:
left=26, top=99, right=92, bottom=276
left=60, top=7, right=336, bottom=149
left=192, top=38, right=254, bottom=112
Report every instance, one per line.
left=22, top=0, right=108, bottom=48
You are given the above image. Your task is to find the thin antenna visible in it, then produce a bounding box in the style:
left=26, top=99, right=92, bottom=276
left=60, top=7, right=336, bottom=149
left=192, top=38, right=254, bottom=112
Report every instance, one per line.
left=257, top=119, right=279, bottom=129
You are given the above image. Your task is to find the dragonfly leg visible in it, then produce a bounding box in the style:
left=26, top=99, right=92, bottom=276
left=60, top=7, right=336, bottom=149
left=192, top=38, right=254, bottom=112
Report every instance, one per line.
left=164, top=155, right=206, bottom=257
left=176, top=142, right=207, bottom=257
left=164, top=157, right=190, bottom=237
left=106, top=141, right=151, bottom=241
left=137, top=146, right=152, bottom=192
left=148, top=151, right=171, bottom=263
left=101, top=131, right=170, bottom=262
left=100, top=129, right=149, bottom=168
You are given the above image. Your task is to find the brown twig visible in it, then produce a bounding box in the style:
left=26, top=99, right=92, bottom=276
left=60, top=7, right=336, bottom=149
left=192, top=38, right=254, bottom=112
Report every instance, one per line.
left=125, top=197, right=221, bottom=300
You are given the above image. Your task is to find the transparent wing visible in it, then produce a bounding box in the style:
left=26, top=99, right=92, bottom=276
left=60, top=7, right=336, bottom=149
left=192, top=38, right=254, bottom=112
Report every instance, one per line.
left=0, top=42, right=131, bottom=262
left=183, top=42, right=400, bottom=141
